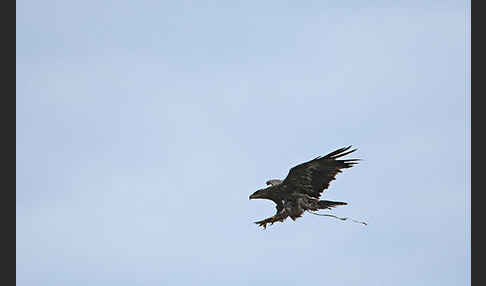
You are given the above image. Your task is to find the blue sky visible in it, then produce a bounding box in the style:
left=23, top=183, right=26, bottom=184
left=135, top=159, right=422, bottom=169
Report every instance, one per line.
left=17, top=1, right=470, bottom=285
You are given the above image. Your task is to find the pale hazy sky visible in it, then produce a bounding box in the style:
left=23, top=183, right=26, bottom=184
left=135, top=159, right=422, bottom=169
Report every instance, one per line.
left=17, top=1, right=470, bottom=285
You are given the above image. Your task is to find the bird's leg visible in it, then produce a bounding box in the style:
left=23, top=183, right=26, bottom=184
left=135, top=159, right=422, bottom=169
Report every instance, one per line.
left=254, top=212, right=287, bottom=229
left=254, top=216, right=280, bottom=229
left=254, top=217, right=274, bottom=229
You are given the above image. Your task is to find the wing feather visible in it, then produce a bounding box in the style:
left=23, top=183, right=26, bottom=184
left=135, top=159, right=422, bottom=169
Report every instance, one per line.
left=282, top=146, right=359, bottom=199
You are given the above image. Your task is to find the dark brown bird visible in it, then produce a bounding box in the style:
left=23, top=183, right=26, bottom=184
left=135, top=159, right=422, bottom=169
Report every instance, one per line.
left=249, top=146, right=359, bottom=228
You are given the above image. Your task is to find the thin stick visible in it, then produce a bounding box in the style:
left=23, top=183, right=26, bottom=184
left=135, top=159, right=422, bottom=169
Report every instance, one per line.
left=307, top=211, right=368, bottom=226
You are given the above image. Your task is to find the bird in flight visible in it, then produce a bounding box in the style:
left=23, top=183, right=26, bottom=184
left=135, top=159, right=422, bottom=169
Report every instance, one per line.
left=249, top=146, right=361, bottom=229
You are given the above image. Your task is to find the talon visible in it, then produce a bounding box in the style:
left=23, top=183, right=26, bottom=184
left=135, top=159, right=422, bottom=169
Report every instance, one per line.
left=255, top=215, right=284, bottom=229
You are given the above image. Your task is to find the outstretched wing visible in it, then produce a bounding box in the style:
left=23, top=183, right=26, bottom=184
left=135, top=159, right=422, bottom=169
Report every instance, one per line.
left=281, top=146, right=359, bottom=199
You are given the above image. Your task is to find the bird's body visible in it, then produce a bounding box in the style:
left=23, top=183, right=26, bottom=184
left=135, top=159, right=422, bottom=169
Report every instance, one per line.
left=249, top=146, right=359, bottom=228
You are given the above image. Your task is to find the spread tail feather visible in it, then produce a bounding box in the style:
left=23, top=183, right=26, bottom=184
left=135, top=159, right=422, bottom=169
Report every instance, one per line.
left=318, top=200, right=347, bottom=209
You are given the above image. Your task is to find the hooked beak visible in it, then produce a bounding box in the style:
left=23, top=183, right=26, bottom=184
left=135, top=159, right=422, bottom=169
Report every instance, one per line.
left=249, top=192, right=260, bottom=200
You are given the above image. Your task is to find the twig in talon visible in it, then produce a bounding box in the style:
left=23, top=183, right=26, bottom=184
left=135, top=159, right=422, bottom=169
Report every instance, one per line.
left=307, top=211, right=368, bottom=226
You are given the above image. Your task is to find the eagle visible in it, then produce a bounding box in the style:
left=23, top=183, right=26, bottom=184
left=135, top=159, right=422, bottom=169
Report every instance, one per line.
left=249, top=146, right=359, bottom=228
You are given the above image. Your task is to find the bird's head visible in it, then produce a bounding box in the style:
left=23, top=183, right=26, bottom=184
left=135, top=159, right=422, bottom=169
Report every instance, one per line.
left=249, top=188, right=270, bottom=200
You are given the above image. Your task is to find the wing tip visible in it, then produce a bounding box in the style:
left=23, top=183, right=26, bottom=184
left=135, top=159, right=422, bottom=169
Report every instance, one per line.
left=324, top=145, right=358, bottom=159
